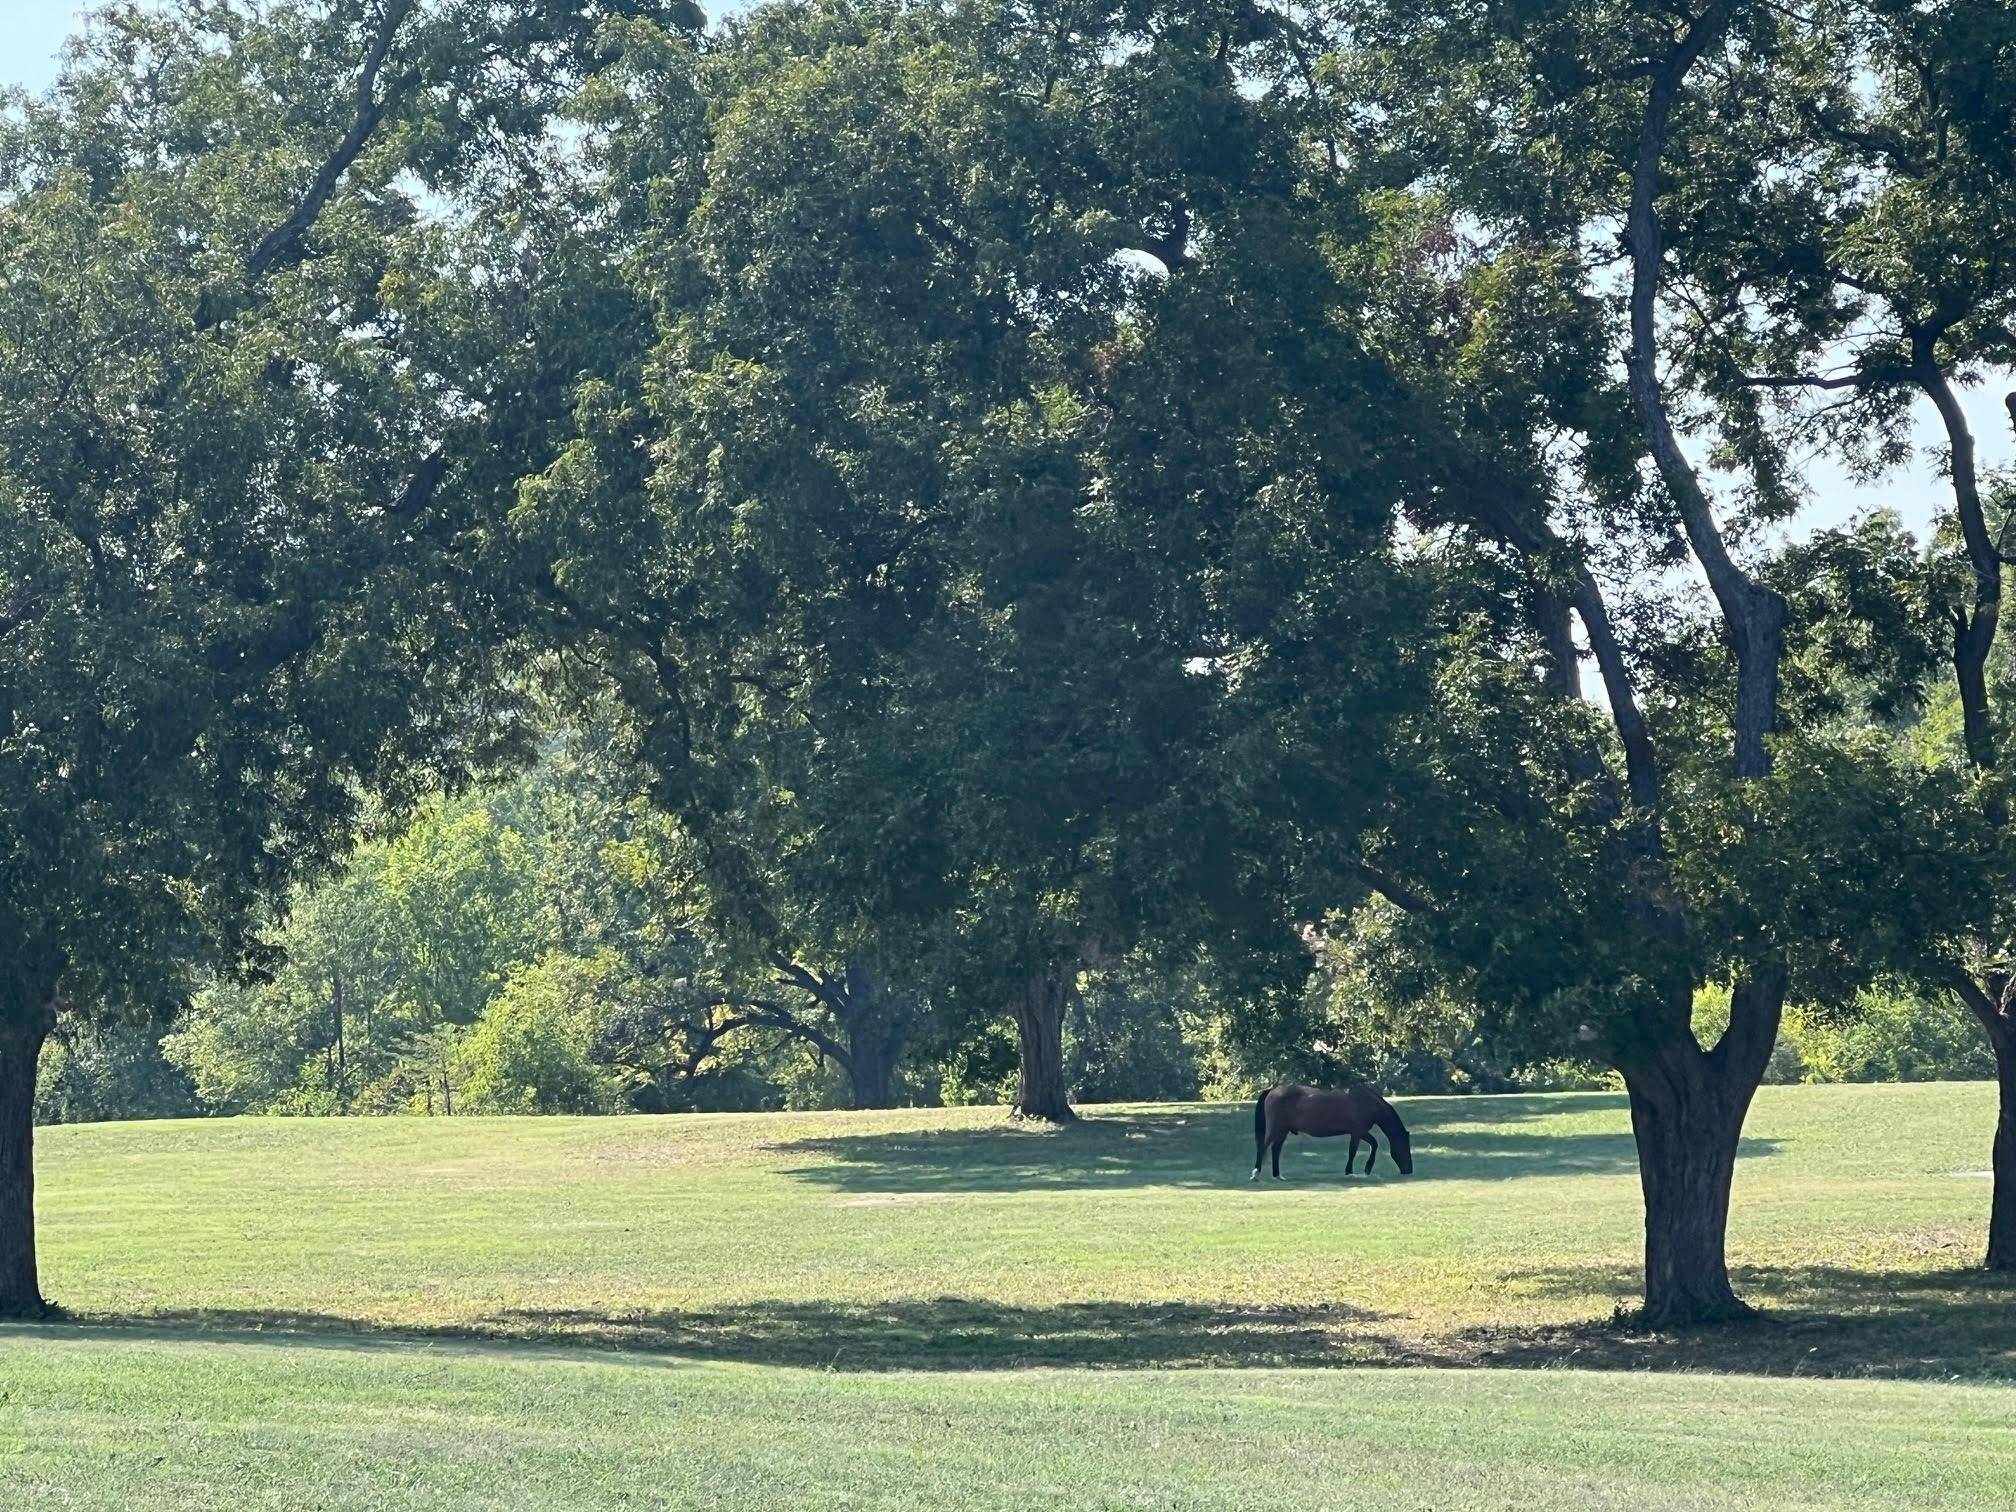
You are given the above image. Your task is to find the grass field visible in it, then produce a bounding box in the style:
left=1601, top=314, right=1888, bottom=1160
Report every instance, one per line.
left=5, top=1084, right=2016, bottom=1507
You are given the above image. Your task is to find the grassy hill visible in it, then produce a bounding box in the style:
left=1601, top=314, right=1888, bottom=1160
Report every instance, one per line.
left=6, top=1084, right=2016, bottom=1507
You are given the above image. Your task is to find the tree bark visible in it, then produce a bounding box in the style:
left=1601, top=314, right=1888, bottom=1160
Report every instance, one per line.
left=1625, top=1, right=1785, bottom=783
left=0, top=1002, right=54, bottom=1318
left=1989, top=1024, right=2016, bottom=1271
left=1617, top=972, right=1783, bottom=1328
left=846, top=1035, right=897, bottom=1110
left=838, top=960, right=907, bottom=1110
left=1010, top=962, right=1073, bottom=1122
left=1948, top=978, right=2016, bottom=1270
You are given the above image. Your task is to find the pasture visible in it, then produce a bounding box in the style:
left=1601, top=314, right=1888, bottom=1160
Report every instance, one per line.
left=5, top=1083, right=2016, bottom=1508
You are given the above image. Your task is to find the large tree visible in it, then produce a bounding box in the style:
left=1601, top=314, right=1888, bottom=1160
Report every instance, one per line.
left=0, top=0, right=696, bottom=1316
left=1625, top=0, right=2016, bottom=1268
left=510, top=0, right=1396, bottom=1121
left=1287, top=0, right=2009, bottom=1320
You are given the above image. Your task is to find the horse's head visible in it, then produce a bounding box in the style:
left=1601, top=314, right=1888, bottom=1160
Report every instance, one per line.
left=1381, top=1108, right=1414, bottom=1175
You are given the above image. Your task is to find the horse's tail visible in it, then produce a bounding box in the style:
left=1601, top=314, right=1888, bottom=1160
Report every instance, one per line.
left=1253, top=1087, right=1271, bottom=1143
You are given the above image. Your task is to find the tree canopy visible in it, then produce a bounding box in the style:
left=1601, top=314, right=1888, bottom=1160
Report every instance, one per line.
left=0, top=0, right=701, bottom=1315
left=10, top=0, right=2016, bottom=1331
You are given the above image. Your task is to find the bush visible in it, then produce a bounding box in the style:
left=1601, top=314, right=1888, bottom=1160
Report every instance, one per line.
left=1786, top=989, right=1994, bottom=1084
left=455, top=953, right=624, bottom=1115
left=1696, top=982, right=1992, bottom=1085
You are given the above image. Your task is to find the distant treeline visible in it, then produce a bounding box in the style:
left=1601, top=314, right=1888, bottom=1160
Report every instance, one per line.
left=35, top=726, right=1993, bottom=1128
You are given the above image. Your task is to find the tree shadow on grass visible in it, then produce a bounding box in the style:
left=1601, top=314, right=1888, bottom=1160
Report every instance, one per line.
left=767, top=1097, right=1710, bottom=1194
left=1466, top=1260, right=2016, bottom=1379
left=10, top=1298, right=1394, bottom=1371
left=24, top=1261, right=2011, bottom=1380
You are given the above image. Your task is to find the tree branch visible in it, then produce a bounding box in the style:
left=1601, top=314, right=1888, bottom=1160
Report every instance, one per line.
left=197, top=1, right=411, bottom=329
left=697, top=994, right=852, bottom=1067
left=1355, top=863, right=1434, bottom=915
left=1624, top=1, right=1785, bottom=779
left=245, top=1, right=410, bottom=284
left=1737, top=368, right=1913, bottom=392
left=1915, top=335, right=2000, bottom=770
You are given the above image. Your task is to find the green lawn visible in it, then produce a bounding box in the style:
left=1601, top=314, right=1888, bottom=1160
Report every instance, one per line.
left=6, top=1084, right=2016, bottom=1507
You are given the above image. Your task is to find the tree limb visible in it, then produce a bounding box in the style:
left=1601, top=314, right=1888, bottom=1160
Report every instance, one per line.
left=1355, top=863, right=1434, bottom=915
left=244, top=1, right=411, bottom=284
left=197, top=1, right=412, bottom=329
left=1624, top=1, right=1786, bottom=780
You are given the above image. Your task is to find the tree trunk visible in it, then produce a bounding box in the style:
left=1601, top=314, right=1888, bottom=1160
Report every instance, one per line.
left=846, top=1037, right=896, bottom=1110
left=1010, top=963, right=1073, bottom=1122
left=838, top=960, right=911, bottom=1111
left=1988, top=1019, right=2016, bottom=1271
left=332, top=970, right=349, bottom=1114
left=1617, top=973, right=1782, bottom=1328
left=1946, top=978, right=2016, bottom=1270
left=1624, top=1064, right=1747, bottom=1326
left=0, top=1003, right=54, bottom=1318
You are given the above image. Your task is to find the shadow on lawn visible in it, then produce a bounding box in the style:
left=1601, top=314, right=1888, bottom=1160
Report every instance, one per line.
left=1468, top=1261, right=2016, bottom=1379
left=766, top=1096, right=1724, bottom=1194
left=32, top=1263, right=2014, bottom=1380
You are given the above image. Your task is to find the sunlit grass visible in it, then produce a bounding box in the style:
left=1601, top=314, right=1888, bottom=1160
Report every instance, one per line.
left=7, top=1085, right=2016, bottom=1507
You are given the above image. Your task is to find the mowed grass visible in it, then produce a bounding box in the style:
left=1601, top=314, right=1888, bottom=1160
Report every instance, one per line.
left=7, top=1334, right=2016, bottom=1510
left=6, top=1084, right=2016, bottom=1508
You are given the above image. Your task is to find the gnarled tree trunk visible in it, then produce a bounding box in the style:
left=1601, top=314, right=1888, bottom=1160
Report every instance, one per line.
left=1617, top=971, right=1783, bottom=1328
left=1010, top=962, right=1073, bottom=1122
left=0, top=998, right=54, bottom=1318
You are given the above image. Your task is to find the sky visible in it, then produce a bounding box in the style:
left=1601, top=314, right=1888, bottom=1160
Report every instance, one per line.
left=2, top=2, right=78, bottom=93
left=2, top=0, right=2008, bottom=542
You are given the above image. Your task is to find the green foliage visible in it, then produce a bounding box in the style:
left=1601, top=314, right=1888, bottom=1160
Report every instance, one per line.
left=1694, top=982, right=1992, bottom=1086
left=456, top=953, right=624, bottom=1115
left=33, top=1020, right=197, bottom=1127
left=1786, top=993, right=1997, bottom=1087
left=0, top=0, right=698, bottom=1044
left=164, top=788, right=543, bottom=1115
left=1063, top=965, right=1206, bottom=1105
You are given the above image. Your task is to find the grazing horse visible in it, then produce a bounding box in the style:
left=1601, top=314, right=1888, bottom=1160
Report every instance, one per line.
left=1251, top=1083, right=1413, bottom=1181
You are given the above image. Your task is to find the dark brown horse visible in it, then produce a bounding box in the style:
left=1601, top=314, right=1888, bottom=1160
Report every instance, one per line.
left=1251, top=1083, right=1413, bottom=1181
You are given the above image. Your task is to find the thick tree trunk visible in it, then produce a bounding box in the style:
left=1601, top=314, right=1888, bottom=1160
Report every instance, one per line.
left=0, top=1003, right=53, bottom=1318
left=1617, top=973, right=1782, bottom=1328
left=1947, top=979, right=2016, bottom=1270
left=1988, top=1022, right=2016, bottom=1271
left=1010, top=963, right=1073, bottom=1122
left=845, top=1029, right=897, bottom=1110
left=1624, top=1064, right=1748, bottom=1326
left=838, top=961, right=912, bottom=1111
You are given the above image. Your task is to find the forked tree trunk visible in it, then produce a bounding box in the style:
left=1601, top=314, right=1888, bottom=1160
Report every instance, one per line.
left=1010, top=963, right=1073, bottom=1122
left=0, top=1003, right=53, bottom=1318
left=1988, top=1021, right=2016, bottom=1271
left=1617, top=973, right=1783, bottom=1328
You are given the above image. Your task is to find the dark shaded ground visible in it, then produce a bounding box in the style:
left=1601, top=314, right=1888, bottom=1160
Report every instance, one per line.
left=19, top=1261, right=2013, bottom=1381
left=768, top=1096, right=1722, bottom=1194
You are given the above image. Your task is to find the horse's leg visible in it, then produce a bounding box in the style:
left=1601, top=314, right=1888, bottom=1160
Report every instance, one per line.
left=1270, top=1132, right=1287, bottom=1179
left=1346, top=1134, right=1361, bottom=1174
left=1363, top=1133, right=1378, bottom=1174
left=1253, top=1108, right=1280, bottom=1182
